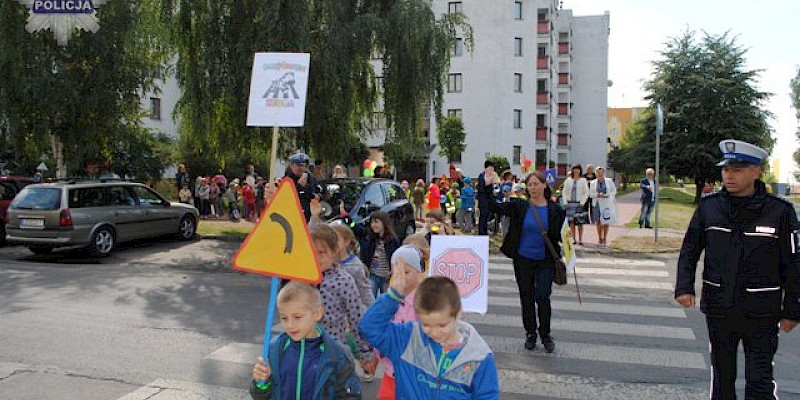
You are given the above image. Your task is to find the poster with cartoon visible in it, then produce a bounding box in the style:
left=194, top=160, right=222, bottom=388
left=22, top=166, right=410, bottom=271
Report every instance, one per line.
left=429, top=236, right=489, bottom=315
left=560, top=219, right=577, bottom=272
left=246, top=53, right=310, bottom=127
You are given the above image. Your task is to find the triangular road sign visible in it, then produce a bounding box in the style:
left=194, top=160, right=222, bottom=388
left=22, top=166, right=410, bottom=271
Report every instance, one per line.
left=233, top=178, right=321, bottom=284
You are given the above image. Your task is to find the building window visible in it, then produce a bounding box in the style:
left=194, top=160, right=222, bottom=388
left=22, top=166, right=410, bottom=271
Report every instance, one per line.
left=538, top=44, right=547, bottom=56
left=450, top=152, right=463, bottom=163
left=514, top=73, right=523, bottom=93
left=513, top=1, right=522, bottom=20
left=376, top=76, right=384, bottom=92
left=447, top=109, right=463, bottom=119
left=447, top=73, right=462, bottom=93
left=538, top=9, right=547, bottom=21
left=372, top=112, right=385, bottom=129
left=610, top=128, right=618, bottom=137
left=149, top=98, right=161, bottom=120
left=513, top=146, right=522, bottom=165
left=537, top=114, right=546, bottom=127
left=453, top=38, right=464, bottom=57
left=448, top=2, right=462, bottom=14
left=514, top=38, right=523, bottom=57
left=513, top=109, right=522, bottom=129
left=537, top=79, right=547, bottom=93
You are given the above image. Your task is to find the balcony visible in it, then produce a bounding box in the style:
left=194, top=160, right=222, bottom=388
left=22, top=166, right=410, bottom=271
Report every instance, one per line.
left=557, top=164, right=568, bottom=176
left=537, top=20, right=550, bottom=34
left=536, top=92, right=549, bottom=105
left=536, top=127, right=548, bottom=140
left=558, top=73, right=569, bottom=85
left=537, top=56, right=549, bottom=69
left=558, top=42, right=569, bottom=54
left=557, top=133, right=568, bottom=146
left=558, top=102, right=569, bottom=115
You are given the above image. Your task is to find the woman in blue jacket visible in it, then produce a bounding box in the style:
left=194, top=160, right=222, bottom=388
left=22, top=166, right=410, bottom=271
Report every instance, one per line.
left=490, top=171, right=565, bottom=353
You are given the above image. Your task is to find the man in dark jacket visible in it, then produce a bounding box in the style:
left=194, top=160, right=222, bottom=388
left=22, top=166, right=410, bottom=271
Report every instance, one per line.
left=283, top=151, right=321, bottom=222
left=675, top=139, right=799, bottom=400
left=476, top=160, right=496, bottom=235
left=638, top=168, right=656, bottom=228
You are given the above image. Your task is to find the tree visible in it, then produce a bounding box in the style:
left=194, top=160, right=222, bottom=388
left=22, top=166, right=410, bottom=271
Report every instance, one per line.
left=0, top=0, right=171, bottom=179
left=486, top=155, right=510, bottom=175
left=437, top=115, right=467, bottom=162
left=791, top=67, right=800, bottom=179
left=160, top=0, right=472, bottom=175
left=608, top=108, right=657, bottom=185
left=643, top=31, right=772, bottom=202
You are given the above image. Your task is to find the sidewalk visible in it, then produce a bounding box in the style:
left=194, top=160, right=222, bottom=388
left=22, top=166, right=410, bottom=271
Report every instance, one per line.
left=573, top=191, right=684, bottom=251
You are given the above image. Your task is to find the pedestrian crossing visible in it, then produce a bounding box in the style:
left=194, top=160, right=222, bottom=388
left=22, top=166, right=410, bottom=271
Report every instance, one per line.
left=115, top=255, right=709, bottom=399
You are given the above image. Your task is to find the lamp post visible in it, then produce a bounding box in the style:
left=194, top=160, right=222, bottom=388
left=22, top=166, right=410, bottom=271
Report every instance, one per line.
left=654, top=104, right=663, bottom=244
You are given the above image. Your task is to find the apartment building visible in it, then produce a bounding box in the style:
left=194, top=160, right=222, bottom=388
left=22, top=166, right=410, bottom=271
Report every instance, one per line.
left=607, top=107, right=645, bottom=149
left=421, top=0, right=610, bottom=179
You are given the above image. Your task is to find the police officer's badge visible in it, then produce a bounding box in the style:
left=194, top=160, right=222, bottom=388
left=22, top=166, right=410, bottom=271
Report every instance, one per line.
left=16, top=0, right=108, bottom=46
left=725, top=142, right=736, bottom=153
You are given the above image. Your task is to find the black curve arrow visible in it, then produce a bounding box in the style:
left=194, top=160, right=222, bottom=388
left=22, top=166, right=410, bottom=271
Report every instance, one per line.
left=270, top=213, right=293, bottom=253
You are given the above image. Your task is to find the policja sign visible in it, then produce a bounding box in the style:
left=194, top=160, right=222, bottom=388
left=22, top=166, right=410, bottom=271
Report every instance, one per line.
left=17, top=0, right=108, bottom=46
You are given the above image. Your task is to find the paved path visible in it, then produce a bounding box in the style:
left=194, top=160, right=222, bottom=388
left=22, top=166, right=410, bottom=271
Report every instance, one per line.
left=574, top=190, right=684, bottom=250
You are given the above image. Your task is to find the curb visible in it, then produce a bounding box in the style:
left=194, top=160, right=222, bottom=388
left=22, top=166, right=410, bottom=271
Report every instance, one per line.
left=198, top=234, right=245, bottom=243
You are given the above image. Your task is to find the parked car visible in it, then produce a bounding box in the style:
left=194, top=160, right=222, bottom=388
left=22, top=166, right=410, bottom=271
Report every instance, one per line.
left=5, top=180, right=199, bottom=256
left=318, top=178, right=416, bottom=240
left=0, top=176, right=35, bottom=246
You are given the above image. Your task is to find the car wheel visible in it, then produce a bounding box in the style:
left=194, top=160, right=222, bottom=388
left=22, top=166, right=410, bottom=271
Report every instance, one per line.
left=88, top=226, right=115, bottom=257
left=29, top=245, right=53, bottom=255
left=178, top=215, right=196, bottom=240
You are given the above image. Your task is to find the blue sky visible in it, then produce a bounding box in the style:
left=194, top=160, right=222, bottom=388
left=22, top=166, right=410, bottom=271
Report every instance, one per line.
left=565, top=0, right=800, bottom=182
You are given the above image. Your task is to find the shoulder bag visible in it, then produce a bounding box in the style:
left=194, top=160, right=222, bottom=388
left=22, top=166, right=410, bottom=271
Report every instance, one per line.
left=530, top=204, right=568, bottom=286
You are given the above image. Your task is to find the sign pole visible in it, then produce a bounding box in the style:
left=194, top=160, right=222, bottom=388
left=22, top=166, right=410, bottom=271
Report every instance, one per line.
left=654, top=104, right=663, bottom=244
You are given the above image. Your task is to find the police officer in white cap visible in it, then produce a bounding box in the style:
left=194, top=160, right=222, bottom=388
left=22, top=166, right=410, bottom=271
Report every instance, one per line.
left=676, top=139, right=799, bottom=399
left=283, top=151, right=320, bottom=222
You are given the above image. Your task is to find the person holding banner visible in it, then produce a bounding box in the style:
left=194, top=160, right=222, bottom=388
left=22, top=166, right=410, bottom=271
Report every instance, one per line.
left=588, top=166, right=617, bottom=247
left=249, top=282, right=362, bottom=400
left=490, top=171, right=565, bottom=353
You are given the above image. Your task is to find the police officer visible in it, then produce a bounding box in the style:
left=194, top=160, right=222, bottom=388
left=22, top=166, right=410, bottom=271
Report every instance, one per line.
left=281, top=151, right=321, bottom=222
left=675, top=139, right=799, bottom=400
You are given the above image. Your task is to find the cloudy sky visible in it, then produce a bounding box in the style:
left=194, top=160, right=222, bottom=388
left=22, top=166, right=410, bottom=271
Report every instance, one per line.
left=564, top=0, right=800, bottom=182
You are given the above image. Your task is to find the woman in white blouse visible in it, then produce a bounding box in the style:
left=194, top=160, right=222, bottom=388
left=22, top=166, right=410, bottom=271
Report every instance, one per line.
left=561, top=164, right=589, bottom=245
left=588, top=166, right=617, bottom=246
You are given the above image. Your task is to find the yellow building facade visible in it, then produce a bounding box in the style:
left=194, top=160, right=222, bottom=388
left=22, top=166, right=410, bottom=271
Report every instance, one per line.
left=607, top=107, right=645, bottom=149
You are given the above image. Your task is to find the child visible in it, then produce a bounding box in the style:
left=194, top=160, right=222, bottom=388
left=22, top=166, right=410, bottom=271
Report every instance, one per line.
left=249, top=282, right=361, bottom=400
left=376, top=245, right=427, bottom=400
left=457, top=177, right=475, bottom=234
left=424, top=210, right=455, bottom=243
left=360, top=268, right=500, bottom=399
left=311, top=224, right=377, bottom=376
left=402, top=233, right=430, bottom=272
left=242, top=182, right=257, bottom=221
left=350, top=211, right=400, bottom=298
left=412, top=179, right=426, bottom=220
left=178, top=183, right=193, bottom=204
left=330, top=223, right=374, bottom=310
left=226, top=182, right=240, bottom=221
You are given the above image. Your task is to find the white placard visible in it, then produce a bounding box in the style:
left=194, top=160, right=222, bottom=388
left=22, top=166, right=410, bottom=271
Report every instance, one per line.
left=246, top=53, right=310, bottom=127
left=429, top=235, right=489, bottom=315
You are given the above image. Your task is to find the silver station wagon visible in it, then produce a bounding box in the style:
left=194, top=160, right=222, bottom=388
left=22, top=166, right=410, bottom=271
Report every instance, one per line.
left=5, top=180, right=199, bottom=256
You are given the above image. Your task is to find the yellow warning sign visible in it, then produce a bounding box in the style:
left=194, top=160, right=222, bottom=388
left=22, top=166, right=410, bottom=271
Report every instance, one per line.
left=233, top=178, right=322, bottom=284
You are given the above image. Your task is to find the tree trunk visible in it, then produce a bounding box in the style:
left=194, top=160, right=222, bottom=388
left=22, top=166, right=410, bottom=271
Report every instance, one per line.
left=51, top=134, right=66, bottom=179
left=694, top=178, right=705, bottom=204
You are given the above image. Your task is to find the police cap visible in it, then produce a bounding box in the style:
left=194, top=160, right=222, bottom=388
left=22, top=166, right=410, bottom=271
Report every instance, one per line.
left=716, top=139, right=768, bottom=167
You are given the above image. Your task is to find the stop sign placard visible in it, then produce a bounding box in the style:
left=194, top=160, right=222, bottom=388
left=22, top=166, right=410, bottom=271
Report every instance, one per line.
left=432, top=248, right=484, bottom=297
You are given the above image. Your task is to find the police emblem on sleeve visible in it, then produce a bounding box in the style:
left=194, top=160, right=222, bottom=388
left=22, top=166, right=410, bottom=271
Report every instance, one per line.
left=16, top=0, right=109, bottom=46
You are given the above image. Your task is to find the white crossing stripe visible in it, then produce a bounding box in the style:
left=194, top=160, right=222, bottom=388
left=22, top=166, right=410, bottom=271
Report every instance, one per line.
left=490, top=257, right=667, bottom=268
left=498, top=369, right=707, bottom=399
left=483, top=336, right=705, bottom=369
left=490, top=267, right=669, bottom=278
left=464, top=314, right=695, bottom=340
left=489, top=275, right=674, bottom=290
left=489, top=296, right=686, bottom=318
left=116, top=379, right=249, bottom=400
left=206, top=342, right=262, bottom=364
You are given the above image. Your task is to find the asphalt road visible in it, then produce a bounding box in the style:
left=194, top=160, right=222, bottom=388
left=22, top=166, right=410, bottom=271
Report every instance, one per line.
left=0, top=238, right=798, bottom=399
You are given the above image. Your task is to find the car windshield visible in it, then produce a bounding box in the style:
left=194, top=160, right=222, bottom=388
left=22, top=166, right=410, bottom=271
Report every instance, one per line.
left=321, top=181, right=365, bottom=218
left=10, top=188, right=61, bottom=210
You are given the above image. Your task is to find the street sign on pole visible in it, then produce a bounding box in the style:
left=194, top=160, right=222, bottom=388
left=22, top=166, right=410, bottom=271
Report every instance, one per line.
left=655, top=104, right=663, bottom=244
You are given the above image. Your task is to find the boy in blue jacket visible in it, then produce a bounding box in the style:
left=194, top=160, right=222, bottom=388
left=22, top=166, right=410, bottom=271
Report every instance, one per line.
left=360, top=262, right=500, bottom=399
left=250, top=282, right=361, bottom=400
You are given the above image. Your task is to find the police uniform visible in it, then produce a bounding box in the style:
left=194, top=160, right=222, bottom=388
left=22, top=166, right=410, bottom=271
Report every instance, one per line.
left=284, top=152, right=320, bottom=222
left=675, top=140, right=800, bottom=400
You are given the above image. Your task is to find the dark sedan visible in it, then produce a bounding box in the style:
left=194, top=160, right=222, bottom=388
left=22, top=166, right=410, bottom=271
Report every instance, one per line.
left=318, top=178, right=416, bottom=240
